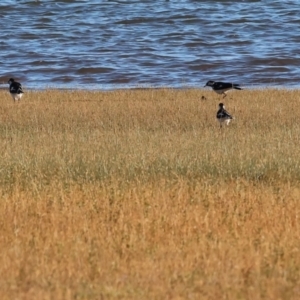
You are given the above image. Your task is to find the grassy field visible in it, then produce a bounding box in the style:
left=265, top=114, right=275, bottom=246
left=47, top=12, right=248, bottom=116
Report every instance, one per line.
left=1, top=88, right=300, bottom=299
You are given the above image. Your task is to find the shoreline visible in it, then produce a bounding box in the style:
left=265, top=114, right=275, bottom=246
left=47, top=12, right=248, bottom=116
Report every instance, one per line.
left=2, top=85, right=300, bottom=92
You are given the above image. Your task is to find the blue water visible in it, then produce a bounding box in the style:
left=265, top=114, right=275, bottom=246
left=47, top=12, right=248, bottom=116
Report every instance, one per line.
left=1, top=0, right=300, bottom=90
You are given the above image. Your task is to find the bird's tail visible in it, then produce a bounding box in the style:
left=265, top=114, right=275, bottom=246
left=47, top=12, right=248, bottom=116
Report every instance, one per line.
left=233, top=85, right=242, bottom=90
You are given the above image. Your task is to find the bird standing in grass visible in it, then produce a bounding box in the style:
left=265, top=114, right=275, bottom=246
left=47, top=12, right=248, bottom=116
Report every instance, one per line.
left=204, top=80, right=242, bottom=98
left=8, top=78, right=24, bottom=101
left=216, top=103, right=233, bottom=127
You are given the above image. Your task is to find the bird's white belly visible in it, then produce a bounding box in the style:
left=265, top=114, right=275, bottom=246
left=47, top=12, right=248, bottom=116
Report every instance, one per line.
left=11, top=93, right=23, bottom=101
left=218, top=118, right=231, bottom=125
left=215, top=89, right=229, bottom=94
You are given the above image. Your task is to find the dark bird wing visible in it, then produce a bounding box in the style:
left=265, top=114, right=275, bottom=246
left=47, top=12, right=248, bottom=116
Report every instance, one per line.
left=214, top=82, right=242, bottom=90
left=217, top=108, right=233, bottom=119
left=10, top=82, right=24, bottom=94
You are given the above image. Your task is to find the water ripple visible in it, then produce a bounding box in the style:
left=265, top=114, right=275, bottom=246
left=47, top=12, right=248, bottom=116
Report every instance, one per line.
left=1, top=0, right=300, bottom=90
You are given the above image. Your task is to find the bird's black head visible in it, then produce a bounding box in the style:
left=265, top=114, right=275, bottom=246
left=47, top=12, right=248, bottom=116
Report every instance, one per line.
left=204, top=80, right=215, bottom=87
left=8, top=78, right=15, bottom=85
left=219, top=103, right=224, bottom=108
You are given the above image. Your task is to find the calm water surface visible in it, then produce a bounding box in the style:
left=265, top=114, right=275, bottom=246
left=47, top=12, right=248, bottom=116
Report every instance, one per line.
left=1, top=0, right=300, bottom=90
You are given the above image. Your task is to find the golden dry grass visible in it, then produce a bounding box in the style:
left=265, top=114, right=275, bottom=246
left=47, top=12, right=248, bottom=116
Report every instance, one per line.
left=1, top=88, right=300, bottom=299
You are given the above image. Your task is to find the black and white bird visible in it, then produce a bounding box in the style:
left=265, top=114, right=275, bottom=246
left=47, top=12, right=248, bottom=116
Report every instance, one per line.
left=8, top=78, right=24, bottom=101
left=216, top=103, right=233, bottom=127
left=204, top=81, right=242, bottom=98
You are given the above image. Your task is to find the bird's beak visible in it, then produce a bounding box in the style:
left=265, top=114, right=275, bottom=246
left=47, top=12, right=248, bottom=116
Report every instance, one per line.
left=204, top=85, right=207, bottom=87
